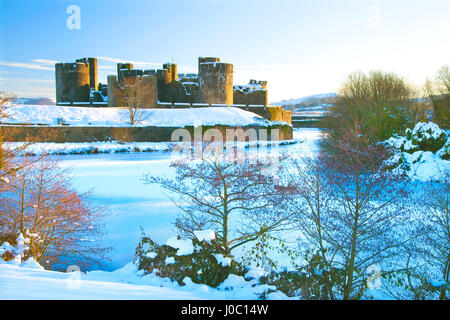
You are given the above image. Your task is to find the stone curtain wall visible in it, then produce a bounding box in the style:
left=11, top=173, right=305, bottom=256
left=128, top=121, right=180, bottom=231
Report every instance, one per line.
left=1, top=124, right=292, bottom=143
left=233, top=90, right=268, bottom=106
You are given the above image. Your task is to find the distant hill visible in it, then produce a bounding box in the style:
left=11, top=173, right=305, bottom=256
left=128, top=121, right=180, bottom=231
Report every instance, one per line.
left=15, top=97, right=56, bottom=105
left=272, top=93, right=337, bottom=110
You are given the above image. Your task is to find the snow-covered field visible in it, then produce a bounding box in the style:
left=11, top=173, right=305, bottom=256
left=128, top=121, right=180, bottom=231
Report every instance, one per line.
left=4, top=105, right=276, bottom=127
left=0, top=258, right=291, bottom=300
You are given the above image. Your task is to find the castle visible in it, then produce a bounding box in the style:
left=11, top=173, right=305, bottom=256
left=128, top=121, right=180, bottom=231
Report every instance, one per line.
left=55, top=57, right=268, bottom=107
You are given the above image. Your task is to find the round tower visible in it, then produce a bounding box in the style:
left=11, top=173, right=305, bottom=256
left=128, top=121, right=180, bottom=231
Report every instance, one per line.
left=55, top=62, right=90, bottom=103
left=198, top=59, right=233, bottom=105
left=107, top=75, right=118, bottom=107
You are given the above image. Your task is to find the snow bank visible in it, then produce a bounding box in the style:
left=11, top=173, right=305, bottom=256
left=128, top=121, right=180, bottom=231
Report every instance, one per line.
left=146, top=252, right=157, bottom=259
left=5, top=139, right=297, bottom=156
left=0, top=258, right=296, bottom=300
left=216, top=274, right=291, bottom=300
left=388, top=150, right=449, bottom=182
left=6, top=141, right=173, bottom=156
left=5, top=105, right=273, bottom=127
left=0, top=261, right=208, bottom=299
left=245, top=267, right=268, bottom=280
left=213, top=254, right=232, bottom=267
left=193, top=230, right=215, bottom=242
left=407, top=122, right=446, bottom=141
left=19, top=258, right=44, bottom=270
left=166, top=237, right=194, bottom=256
left=0, top=242, right=14, bottom=255
left=385, top=122, right=449, bottom=182
left=1, top=234, right=298, bottom=300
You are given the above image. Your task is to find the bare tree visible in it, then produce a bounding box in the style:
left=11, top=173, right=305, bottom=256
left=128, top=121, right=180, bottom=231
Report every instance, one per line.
left=285, top=123, right=412, bottom=299
left=0, top=92, right=29, bottom=183
left=383, top=172, right=449, bottom=300
left=323, top=124, right=412, bottom=299
left=435, top=66, right=450, bottom=94
left=425, top=65, right=450, bottom=129
left=411, top=172, right=449, bottom=299
left=113, top=76, right=156, bottom=125
left=143, top=149, right=291, bottom=255
left=0, top=91, right=14, bottom=120
left=0, top=156, right=108, bottom=270
left=328, top=71, right=416, bottom=142
left=281, top=153, right=337, bottom=299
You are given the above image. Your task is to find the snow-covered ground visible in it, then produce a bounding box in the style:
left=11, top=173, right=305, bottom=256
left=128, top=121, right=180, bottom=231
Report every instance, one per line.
left=0, top=259, right=290, bottom=300
left=0, top=231, right=292, bottom=300
left=4, top=105, right=276, bottom=127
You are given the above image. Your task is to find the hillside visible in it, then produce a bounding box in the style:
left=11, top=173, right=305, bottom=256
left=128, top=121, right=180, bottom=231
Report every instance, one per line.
left=4, top=105, right=274, bottom=127
left=15, top=97, right=56, bottom=105
left=272, top=93, right=337, bottom=109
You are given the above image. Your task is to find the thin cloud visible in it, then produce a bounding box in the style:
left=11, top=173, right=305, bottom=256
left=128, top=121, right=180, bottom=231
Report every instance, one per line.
left=0, top=77, right=54, bottom=83
left=31, top=59, right=59, bottom=65
left=421, top=19, right=450, bottom=26
left=97, top=56, right=162, bottom=67
left=97, top=56, right=196, bottom=73
left=0, top=61, right=53, bottom=71
left=1, top=84, right=55, bottom=99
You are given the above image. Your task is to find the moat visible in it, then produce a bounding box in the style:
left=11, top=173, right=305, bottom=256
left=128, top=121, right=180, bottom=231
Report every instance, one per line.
left=59, top=128, right=322, bottom=270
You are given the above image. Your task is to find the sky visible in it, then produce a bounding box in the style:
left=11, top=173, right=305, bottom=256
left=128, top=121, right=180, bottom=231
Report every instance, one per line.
left=0, top=0, right=449, bottom=103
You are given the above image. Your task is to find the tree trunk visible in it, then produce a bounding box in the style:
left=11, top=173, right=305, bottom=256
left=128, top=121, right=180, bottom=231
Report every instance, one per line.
left=344, top=180, right=360, bottom=300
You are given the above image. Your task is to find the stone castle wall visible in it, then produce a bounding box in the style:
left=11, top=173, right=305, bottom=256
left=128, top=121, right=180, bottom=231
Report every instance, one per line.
left=1, top=123, right=292, bottom=143
left=233, top=90, right=268, bottom=106
left=199, top=61, right=233, bottom=105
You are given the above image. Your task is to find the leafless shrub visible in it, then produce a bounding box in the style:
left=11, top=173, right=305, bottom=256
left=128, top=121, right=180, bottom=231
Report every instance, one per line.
left=143, top=148, right=292, bottom=255
left=0, top=156, right=109, bottom=270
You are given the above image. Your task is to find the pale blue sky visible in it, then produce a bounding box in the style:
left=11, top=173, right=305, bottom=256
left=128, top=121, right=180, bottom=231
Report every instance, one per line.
left=0, top=0, right=449, bottom=102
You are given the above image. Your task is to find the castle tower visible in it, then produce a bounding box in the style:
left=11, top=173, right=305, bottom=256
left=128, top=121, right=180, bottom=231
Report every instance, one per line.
left=117, top=63, right=134, bottom=83
left=198, top=57, right=233, bottom=105
left=162, top=63, right=178, bottom=82
left=55, top=57, right=98, bottom=104
left=88, top=58, right=98, bottom=91
left=75, top=57, right=98, bottom=91
left=142, top=75, right=158, bottom=108
left=107, top=75, right=118, bottom=107
left=55, top=61, right=91, bottom=103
